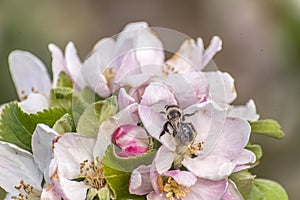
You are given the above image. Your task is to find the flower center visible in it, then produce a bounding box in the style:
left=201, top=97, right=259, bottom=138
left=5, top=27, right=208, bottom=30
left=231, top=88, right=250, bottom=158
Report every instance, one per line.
left=103, top=67, right=115, bottom=87
left=157, top=175, right=190, bottom=200
left=11, top=179, right=40, bottom=200
left=79, top=158, right=106, bottom=190
left=188, top=141, right=204, bottom=155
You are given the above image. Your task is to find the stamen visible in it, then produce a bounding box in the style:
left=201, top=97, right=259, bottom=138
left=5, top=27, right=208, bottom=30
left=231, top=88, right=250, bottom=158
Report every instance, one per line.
left=79, top=158, right=106, bottom=190
left=157, top=175, right=189, bottom=200
left=103, top=67, right=115, bottom=86
left=189, top=141, right=204, bottom=155
left=11, top=179, right=39, bottom=200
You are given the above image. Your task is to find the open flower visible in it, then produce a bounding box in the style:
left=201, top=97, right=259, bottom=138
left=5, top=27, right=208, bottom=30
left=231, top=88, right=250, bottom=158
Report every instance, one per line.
left=139, top=102, right=256, bottom=181
left=0, top=124, right=59, bottom=199
left=7, top=42, right=85, bottom=114
left=129, top=165, right=228, bottom=200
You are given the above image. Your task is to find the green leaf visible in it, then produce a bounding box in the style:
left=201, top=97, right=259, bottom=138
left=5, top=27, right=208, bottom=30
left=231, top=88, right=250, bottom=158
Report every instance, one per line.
left=102, top=145, right=154, bottom=200
left=0, top=103, right=66, bottom=152
left=50, top=87, right=73, bottom=112
left=72, top=87, right=97, bottom=125
left=77, top=96, right=118, bottom=137
left=103, top=145, right=156, bottom=172
left=248, top=179, right=289, bottom=200
left=53, top=113, right=75, bottom=134
left=56, top=71, right=73, bottom=88
left=250, top=119, right=284, bottom=139
left=248, top=185, right=264, bottom=200
left=0, top=103, right=32, bottom=152
left=246, top=143, right=263, bottom=160
left=230, top=170, right=255, bottom=200
left=102, top=165, right=146, bottom=200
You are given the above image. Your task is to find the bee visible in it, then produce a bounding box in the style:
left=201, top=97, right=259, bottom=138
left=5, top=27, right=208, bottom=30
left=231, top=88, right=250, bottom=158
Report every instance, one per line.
left=159, top=105, right=197, bottom=145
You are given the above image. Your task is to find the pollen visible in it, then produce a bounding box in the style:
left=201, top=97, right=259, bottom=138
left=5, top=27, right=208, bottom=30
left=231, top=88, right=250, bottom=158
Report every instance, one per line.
left=79, top=158, right=106, bottom=190
left=157, top=175, right=190, bottom=200
left=11, top=179, right=39, bottom=200
left=188, top=141, right=204, bottom=155
left=103, top=67, right=115, bottom=87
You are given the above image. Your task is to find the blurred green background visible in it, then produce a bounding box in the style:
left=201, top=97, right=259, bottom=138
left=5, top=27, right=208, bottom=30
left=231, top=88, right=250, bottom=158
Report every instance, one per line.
left=0, top=0, right=299, bottom=199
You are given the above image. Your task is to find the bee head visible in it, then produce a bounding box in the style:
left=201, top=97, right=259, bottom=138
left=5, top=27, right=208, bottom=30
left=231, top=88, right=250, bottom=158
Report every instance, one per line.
left=165, top=105, right=182, bottom=122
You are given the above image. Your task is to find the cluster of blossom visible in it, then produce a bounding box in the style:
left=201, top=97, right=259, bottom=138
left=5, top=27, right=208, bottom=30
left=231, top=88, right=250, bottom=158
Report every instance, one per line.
left=0, top=22, right=284, bottom=200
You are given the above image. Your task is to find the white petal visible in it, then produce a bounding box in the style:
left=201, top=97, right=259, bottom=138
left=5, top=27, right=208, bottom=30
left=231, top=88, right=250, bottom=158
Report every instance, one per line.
left=9, top=50, right=51, bottom=100
left=185, top=178, right=228, bottom=200
left=32, top=124, right=59, bottom=184
left=136, top=27, right=164, bottom=67
left=118, top=88, right=135, bottom=110
left=47, top=164, right=89, bottom=200
left=48, top=43, right=67, bottom=88
left=163, top=170, right=197, bottom=187
left=154, top=146, right=176, bottom=174
left=209, top=117, right=251, bottom=160
left=65, top=42, right=86, bottom=90
left=140, top=82, right=177, bottom=106
left=18, top=93, right=49, bottom=114
left=202, top=36, right=222, bottom=67
left=228, top=99, right=260, bottom=121
left=204, top=71, right=237, bottom=104
left=53, top=133, right=95, bottom=179
left=92, top=37, right=115, bottom=70
left=166, top=72, right=208, bottom=108
left=147, top=191, right=165, bottom=200
left=0, top=142, right=43, bottom=193
left=183, top=102, right=226, bottom=154
left=81, top=53, right=111, bottom=97
left=165, top=38, right=203, bottom=73
left=114, top=51, right=141, bottom=86
left=130, top=165, right=153, bottom=195
left=182, top=155, right=235, bottom=181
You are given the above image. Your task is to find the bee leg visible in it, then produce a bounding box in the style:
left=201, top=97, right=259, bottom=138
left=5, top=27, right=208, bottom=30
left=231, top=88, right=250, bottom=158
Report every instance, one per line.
left=182, top=110, right=198, bottom=121
left=189, top=123, right=198, bottom=143
left=159, top=121, right=173, bottom=138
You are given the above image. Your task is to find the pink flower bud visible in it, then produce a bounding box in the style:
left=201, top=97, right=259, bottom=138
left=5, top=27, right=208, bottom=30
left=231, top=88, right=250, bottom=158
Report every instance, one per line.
left=112, top=124, right=149, bottom=157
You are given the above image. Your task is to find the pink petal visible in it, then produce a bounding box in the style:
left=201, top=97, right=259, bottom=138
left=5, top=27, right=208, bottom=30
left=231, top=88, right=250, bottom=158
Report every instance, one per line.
left=221, top=180, right=243, bottom=200
left=112, top=124, right=149, bottom=157
left=114, top=51, right=141, bottom=86
left=130, top=165, right=153, bottom=195
left=147, top=191, right=165, bottom=200
left=209, top=117, right=251, bottom=160
left=163, top=170, right=197, bottom=187
left=166, top=72, right=208, bottom=109
left=233, top=149, right=256, bottom=165
left=140, top=82, right=177, bottom=106
left=185, top=178, right=227, bottom=200
left=182, top=155, right=235, bottom=181
left=118, top=88, right=136, bottom=110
